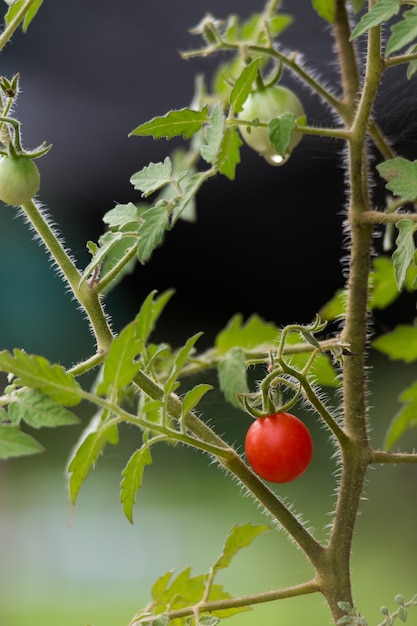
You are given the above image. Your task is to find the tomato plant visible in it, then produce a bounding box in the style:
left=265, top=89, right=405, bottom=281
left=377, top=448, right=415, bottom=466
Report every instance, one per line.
left=2, top=2, right=417, bottom=626
left=245, top=412, right=313, bottom=483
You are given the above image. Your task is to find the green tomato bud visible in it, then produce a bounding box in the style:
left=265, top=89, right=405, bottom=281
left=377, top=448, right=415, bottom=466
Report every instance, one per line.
left=238, top=85, right=305, bottom=166
left=0, top=154, right=40, bottom=206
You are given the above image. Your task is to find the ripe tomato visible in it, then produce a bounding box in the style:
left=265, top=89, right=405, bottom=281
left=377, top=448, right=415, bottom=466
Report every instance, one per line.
left=0, top=154, right=40, bottom=206
left=238, top=85, right=305, bottom=165
left=244, top=412, right=313, bottom=483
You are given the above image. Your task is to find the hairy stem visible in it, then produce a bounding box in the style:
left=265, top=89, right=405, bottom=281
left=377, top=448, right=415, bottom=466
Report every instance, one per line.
left=20, top=200, right=113, bottom=352
left=320, top=3, right=383, bottom=621
left=0, top=0, right=39, bottom=51
left=332, top=0, right=360, bottom=112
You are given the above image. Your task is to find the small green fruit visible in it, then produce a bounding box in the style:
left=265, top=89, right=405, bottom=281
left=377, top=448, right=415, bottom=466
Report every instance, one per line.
left=238, top=85, right=305, bottom=165
left=0, top=154, right=40, bottom=205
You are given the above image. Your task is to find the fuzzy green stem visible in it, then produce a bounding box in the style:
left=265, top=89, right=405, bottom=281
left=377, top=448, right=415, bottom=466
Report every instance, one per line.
left=20, top=200, right=113, bottom=353
left=96, top=240, right=138, bottom=292
left=0, top=0, right=38, bottom=52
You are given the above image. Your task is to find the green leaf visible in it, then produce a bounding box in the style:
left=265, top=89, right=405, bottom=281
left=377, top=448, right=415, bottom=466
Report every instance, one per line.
left=130, top=157, right=173, bottom=198
left=181, top=383, right=213, bottom=416
left=319, top=288, right=347, bottom=321
left=217, top=125, right=242, bottom=180
left=5, top=0, right=43, bottom=32
left=165, top=333, right=203, bottom=394
left=312, top=0, right=335, bottom=23
left=392, top=220, right=417, bottom=289
left=269, top=112, right=299, bottom=158
left=351, top=0, right=366, bottom=13
left=386, top=5, right=417, bottom=55
left=120, top=445, right=153, bottom=523
left=67, top=423, right=118, bottom=504
left=384, top=380, right=417, bottom=449
left=0, top=424, right=44, bottom=459
left=377, top=157, right=417, bottom=201
left=102, top=202, right=142, bottom=229
left=80, top=231, right=126, bottom=286
left=135, top=289, right=174, bottom=347
left=9, top=389, right=80, bottom=428
left=369, top=256, right=400, bottom=309
left=322, top=256, right=407, bottom=320
left=172, top=171, right=211, bottom=223
left=97, top=291, right=173, bottom=395
left=99, top=236, right=138, bottom=294
left=130, top=107, right=209, bottom=140
left=200, top=617, right=220, bottom=626
left=150, top=566, right=248, bottom=619
left=213, top=523, right=270, bottom=572
left=307, top=353, right=339, bottom=387
left=215, top=313, right=277, bottom=352
left=0, top=349, right=82, bottom=406
left=406, top=46, right=417, bottom=79
left=373, top=324, right=417, bottom=362
left=159, top=148, right=198, bottom=222
left=230, top=58, right=262, bottom=114
left=218, top=347, right=249, bottom=407
left=200, top=103, right=225, bottom=165
left=350, top=0, right=400, bottom=40
left=239, top=13, right=262, bottom=41
left=98, top=321, right=144, bottom=396
left=137, top=201, right=170, bottom=263
left=269, top=14, right=294, bottom=36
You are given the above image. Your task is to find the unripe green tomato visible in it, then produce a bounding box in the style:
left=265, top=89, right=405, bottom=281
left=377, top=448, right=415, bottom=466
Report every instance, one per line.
left=238, top=85, right=305, bottom=165
left=0, top=154, right=40, bottom=206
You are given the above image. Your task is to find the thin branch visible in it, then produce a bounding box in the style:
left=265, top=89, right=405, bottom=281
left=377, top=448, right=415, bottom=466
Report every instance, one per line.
left=361, top=210, right=417, bottom=224
left=0, top=0, right=38, bottom=52
left=384, top=51, right=417, bottom=68
left=368, top=120, right=397, bottom=160
left=370, top=449, right=417, bottom=464
left=131, top=579, right=321, bottom=624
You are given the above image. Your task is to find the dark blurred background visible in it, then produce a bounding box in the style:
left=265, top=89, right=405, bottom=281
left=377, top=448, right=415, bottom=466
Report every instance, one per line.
left=1, top=4, right=417, bottom=626
left=1, top=1, right=416, bottom=364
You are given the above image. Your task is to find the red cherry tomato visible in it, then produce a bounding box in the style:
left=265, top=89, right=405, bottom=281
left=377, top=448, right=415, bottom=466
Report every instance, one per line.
left=244, top=412, right=313, bottom=483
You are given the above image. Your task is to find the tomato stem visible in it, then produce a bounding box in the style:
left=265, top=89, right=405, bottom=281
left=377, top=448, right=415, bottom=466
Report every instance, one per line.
left=20, top=199, right=114, bottom=354
left=0, top=0, right=39, bottom=52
